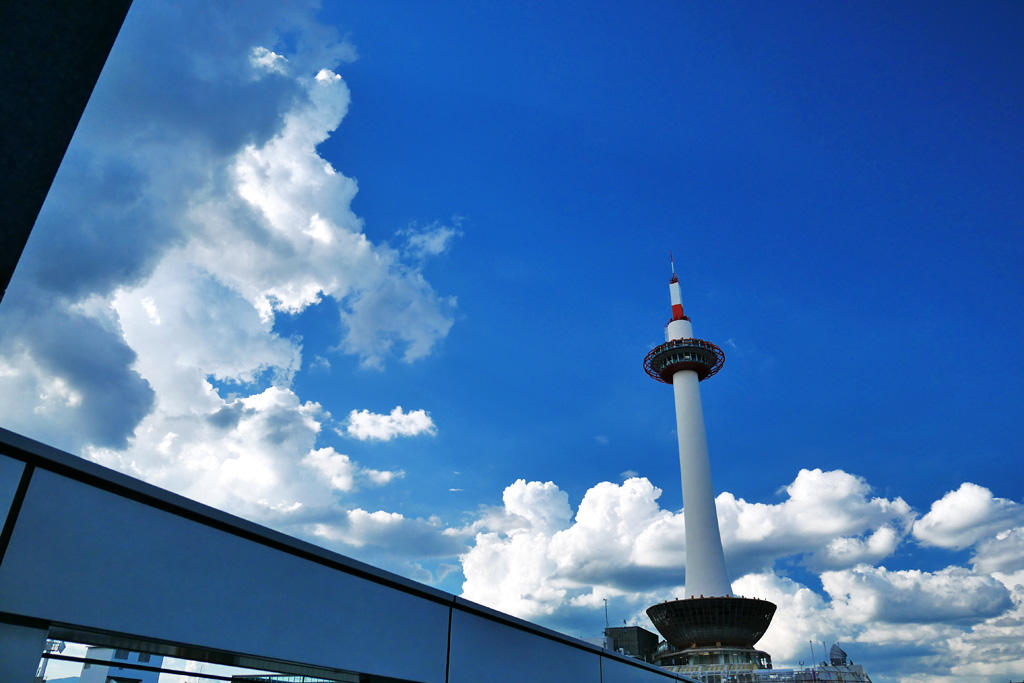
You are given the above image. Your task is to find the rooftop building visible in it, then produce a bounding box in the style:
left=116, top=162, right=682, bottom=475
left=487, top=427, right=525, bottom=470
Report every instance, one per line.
left=605, top=626, right=660, bottom=662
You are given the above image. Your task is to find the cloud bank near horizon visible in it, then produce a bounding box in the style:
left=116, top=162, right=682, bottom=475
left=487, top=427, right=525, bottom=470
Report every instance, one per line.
left=457, top=472, right=1024, bottom=681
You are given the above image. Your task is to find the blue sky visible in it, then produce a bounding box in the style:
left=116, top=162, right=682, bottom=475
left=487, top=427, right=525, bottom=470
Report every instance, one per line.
left=2, top=2, right=1023, bottom=682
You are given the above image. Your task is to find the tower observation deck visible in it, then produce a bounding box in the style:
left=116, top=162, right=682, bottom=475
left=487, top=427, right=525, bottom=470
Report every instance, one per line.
left=644, top=261, right=776, bottom=671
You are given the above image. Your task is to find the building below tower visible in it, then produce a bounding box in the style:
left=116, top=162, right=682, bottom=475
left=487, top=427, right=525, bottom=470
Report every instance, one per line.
left=654, top=641, right=873, bottom=683
left=603, top=626, right=660, bottom=662
left=77, top=647, right=163, bottom=683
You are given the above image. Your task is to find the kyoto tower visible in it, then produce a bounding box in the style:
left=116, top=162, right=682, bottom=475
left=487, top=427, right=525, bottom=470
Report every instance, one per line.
left=643, top=257, right=776, bottom=673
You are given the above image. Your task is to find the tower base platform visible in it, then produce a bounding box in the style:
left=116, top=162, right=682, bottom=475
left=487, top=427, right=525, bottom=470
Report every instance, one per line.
left=647, top=596, right=776, bottom=651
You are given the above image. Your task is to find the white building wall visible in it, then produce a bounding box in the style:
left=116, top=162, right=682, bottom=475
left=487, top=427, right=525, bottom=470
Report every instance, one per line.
left=79, top=647, right=162, bottom=683
left=76, top=648, right=110, bottom=683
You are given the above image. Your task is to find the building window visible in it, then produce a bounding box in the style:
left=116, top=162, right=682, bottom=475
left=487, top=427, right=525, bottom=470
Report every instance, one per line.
left=114, top=649, right=129, bottom=659
left=138, top=653, right=150, bottom=663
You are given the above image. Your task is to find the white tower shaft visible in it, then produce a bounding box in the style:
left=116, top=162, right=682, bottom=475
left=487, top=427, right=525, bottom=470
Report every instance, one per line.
left=645, top=267, right=776, bottom=652
left=666, top=281, right=732, bottom=598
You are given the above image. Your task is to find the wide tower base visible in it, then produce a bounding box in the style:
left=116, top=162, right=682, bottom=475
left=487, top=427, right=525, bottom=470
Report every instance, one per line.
left=647, top=596, right=776, bottom=650
left=648, top=597, right=777, bottom=681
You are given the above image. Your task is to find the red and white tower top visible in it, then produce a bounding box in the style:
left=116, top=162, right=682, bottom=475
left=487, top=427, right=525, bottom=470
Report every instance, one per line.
left=644, top=259, right=724, bottom=382
left=669, top=252, right=687, bottom=322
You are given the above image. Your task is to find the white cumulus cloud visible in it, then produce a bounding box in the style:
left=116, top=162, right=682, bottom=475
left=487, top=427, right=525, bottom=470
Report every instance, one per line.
left=345, top=406, right=437, bottom=441
left=250, top=46, right=288, bottom=74
left=459, top=470, right=917, bottom=622
left=400, top=219, right=462, bottom=260
left=913, top=482, right=1024, bottom=550
left=718, top=468, right=915, bottom=574
left=731, top=572, right=840, bottom=664
left=0, top=1, right=454, bottom=575
left=311, top=509, right=462, bottom=557
left=0, top=0, right=454, bottom=454
left=456, top=473, right=1024, bottom=680
left=972, top=527, right=1024, bottom=576
left=821, top=564, right=1011, bottom=625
